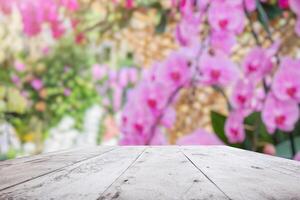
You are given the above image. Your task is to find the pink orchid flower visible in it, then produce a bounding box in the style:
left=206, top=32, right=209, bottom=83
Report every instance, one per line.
left=121, top=104, right=154, bottom=137
left=199, top=50, right=239, bottom=86
left=210, top=31, right=236, bottom=54
left=225, top=111, right=246, bottom=143
left=137, top=82, right=169, bottom=114
left=160, top=107, right=176, bottom=129
left=157, top=52, right=190, bottom=89
left=279, top=0, right=289, bottom=9
left=208, top=1, right=245, bottom=34
left=92, top=64, right=107, bottom=81
left=230, top=79, right=254, bottom=110
left=294, top=152, right=300, bottom=161
left=272, top=57, right=300, bottom=103
left=242, top=47, right=273, bottom=83
left=289, top=0, right=300, bottom=36
left=262, top=93, right=299, bottom=134
left=176, top=129, right=224, bottom=145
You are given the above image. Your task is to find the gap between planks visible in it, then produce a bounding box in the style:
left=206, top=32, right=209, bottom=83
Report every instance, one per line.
left=180, top=147, right=232, bottom=200
left=0, top=146, right=116, bottom=192
left=97, top=146, right=148, bottom=199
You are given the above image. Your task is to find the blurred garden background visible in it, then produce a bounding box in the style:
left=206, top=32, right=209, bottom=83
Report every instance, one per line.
left=1, top=0, right=300, bottom=161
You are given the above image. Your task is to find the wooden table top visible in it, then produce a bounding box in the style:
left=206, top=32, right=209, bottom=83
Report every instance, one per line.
left=0, top=146, right=300, bottom=200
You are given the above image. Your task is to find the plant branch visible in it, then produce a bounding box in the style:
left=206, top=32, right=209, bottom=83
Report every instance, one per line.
left=146, top=85, right=184, bottom=145
left=289, top=132, right=296, bottom=157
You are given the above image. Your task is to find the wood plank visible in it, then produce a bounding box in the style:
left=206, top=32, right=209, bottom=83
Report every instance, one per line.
left=182, top=146, right=300, bottom=200
left=0, top=146, right=145, bottom=200
left=99, top=146, right=229, bottom=200
left=0, top=147, right=93, bottom=168
left=222, top=146, right=300, bottom=178
left=0, top=146, right=115, bottom=191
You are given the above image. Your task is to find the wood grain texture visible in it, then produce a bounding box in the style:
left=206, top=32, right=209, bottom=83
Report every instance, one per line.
left=0, top=146, right=115, bottom=191
left=99, top=146, right=228, bottom=200
left=1, top=146, right=300, bottom=200
left=182, top=146, right=300, bottom=200
left=0, top=146, right=145, bottom=200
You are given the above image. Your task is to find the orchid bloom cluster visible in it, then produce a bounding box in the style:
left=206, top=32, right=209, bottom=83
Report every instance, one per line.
left=92, top=64, right=139, bottom=112
left=120, top=0, right=300, bottom=146
left=0, top=0, right=78, bottom=38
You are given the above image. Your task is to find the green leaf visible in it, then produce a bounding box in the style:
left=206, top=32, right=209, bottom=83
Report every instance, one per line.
left=256, top=0, right=271, bottom=36
left=155, top=10, right=169, bottom=34
left=276, top=137, right=300, bottom=159
left=262, top=4, right=282, bottom=20
left=210, top=111, right=228, bottom=144
left=244, top=112, right=260, bottom=125
left=244, top=112, right=272, bottom=143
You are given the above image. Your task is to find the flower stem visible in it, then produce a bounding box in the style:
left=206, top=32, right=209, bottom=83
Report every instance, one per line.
left=289, top=132, right=296, bottom=158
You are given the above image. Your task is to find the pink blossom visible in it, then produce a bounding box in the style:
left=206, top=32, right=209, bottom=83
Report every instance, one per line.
left=113, top=85, right=123, bottom=111
left=230, top=79, right=254, bottom=110
left=42, top=46, right=50, bottom=55
left=14, top=61, right=25, bottom=72
left=208, top=1, right=245, bottom=34
left=175, top=20, right=199, bottom=47
left=0, top=0, right=13, bottom=14
left=60, top=0, right=79, bottom=11
left=210, top=31, right=236, bottom=54
left=242, top=47, right=273, bottom=83
left=109, top=70, right=118, bottom=84
left=11, top=74, right=20, bottom=85
left=175, top=2, right=202, bottom=47
left=121, top=102, right=154, bottom=142
left=295, top=18, right=300, bottom=37
left=137, top=82, right=169, bottom=114
left=290, top=0, right=300, bottom=14
left=289, top=0, right=300, bottom=36
left=263, top=143, right=276, bottom=156
left=50, top=21, right=65, bottom=39
left=294, top=152, right=300, bottom=161
left=199, top=50, right=239, bottom=86
left=142, top=62, right=160, bottom=82
left=125, top=0, right=134, bottom=9
left=31, top=78, right=43, bottom=91
left=278, top=0, right=289, bottom=9
left=225, top=111, right=246, bottom=143
left=251, top=88, right=266, bottom=111
left=63, top=88, right=72, bottom=96
left=149, top=130, right=167, bottom=145
left=92, top=64, right=107, bottom=80
left=118, top=69, right=130, bottom=87
left=272, top=57, right=300, bottom=103
left=176, top=129, right=224, bottom=145
left=157, top=52, right=190, bottom=89
left=19, top=0, right=44, bottom=36
left=177, top=42, right=202, bottom=60
left=11, top=0, right=76, bottom=38
left=122, top=108, right=153, bottom=137
left=160, top=107, right=176, bottom=129
left=75, top=32, right=85, bottom=44
left=128, top=68, right=138, bottom=83
left=262, top=93, right=299, bottom=134
left=196, top=0, right=210, bottom=11
left=244, top=0, right=256, bottom=12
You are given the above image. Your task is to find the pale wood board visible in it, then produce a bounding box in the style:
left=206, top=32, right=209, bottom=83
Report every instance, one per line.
left=98, top=146, right=229, bottom=200
left=0, top=146, right=145, bottom=200
left=0, top=146, right=115, bottom=191
left=0, top=146, right=300, bottom=200
left=182, top=146, right=300, bottom=200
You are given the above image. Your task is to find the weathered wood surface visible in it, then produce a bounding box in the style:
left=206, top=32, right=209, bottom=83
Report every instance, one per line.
left=0, top=146, right=300, bottom=200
